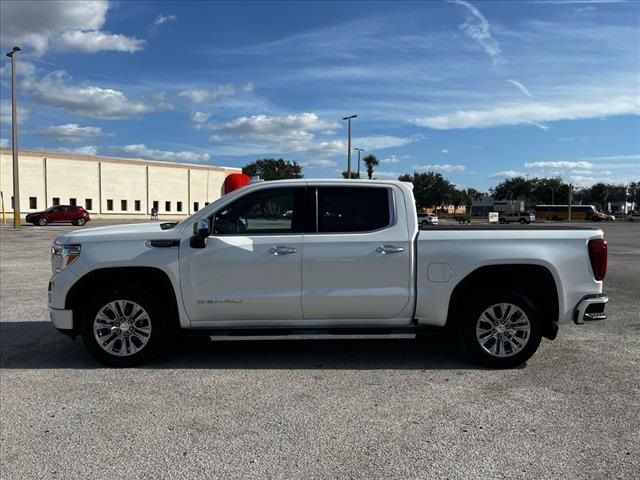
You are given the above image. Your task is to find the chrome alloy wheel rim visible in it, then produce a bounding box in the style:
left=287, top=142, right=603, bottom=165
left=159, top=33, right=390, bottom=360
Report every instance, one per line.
left=475, top=303, right=531, bottom=358
left=93, top=300, right=152, bottom=356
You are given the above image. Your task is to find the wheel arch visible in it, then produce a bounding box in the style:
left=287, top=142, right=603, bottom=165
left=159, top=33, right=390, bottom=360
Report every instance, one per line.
left=446, top=264, right=559, bottom=340
left=65, top=267, right=180, bottom=336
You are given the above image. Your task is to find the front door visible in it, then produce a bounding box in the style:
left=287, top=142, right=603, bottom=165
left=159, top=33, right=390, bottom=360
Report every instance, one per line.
left=302, top=185, right=413, bottom=321
left=180, top=186, right=306, bottom=324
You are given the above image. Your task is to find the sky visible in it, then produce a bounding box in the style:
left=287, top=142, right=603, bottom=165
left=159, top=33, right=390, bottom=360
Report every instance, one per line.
left=0, top=0, right=638, bottom=191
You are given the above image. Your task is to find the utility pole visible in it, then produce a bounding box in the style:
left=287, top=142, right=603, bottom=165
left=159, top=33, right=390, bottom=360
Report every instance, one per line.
left=353, top=147, right=364, bottom=178
left=342, top=115, right=357, bottom=178
left=568, top=183, right=573, bottom=223
left=6, top=46, right=21, bottom=228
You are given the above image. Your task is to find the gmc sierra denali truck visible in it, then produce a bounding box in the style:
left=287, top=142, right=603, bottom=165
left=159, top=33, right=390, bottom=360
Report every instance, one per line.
left=48, top=179, right=609, bottom=368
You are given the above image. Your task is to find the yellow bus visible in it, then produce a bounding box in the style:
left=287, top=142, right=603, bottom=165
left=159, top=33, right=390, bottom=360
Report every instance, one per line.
left=534, top=205, right=606, bottom=221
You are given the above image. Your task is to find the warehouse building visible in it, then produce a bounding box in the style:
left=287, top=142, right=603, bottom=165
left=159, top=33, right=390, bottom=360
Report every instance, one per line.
left=0, top=148, right=241, bottom=219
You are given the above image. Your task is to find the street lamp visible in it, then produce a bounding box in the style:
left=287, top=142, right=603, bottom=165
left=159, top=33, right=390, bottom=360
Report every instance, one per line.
left=342, top=115, right=357, bottom=178
left=353, top=147, right=364, bottom=179
left=6, top=46, right=21, bottom=228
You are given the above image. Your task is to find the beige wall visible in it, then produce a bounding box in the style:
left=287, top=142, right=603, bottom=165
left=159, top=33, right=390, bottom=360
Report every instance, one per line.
left=0, top=149, right=240, bottom=219
left=101, top=162, right=147, bottom=214
left=46, top=158, right=100, bottom=212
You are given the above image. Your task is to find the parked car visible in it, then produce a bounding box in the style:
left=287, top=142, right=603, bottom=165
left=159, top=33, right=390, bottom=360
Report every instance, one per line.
left=499, top=211, right=535, bottom=224
left=626, top=211, right=640, bottom=222
left=418, top=212, right=438, bottom=227
left=49, top=179, right=608, bottom=368
left=604, top=214, right=616, bottom=222
left=26, top=205, right=90, bottom=226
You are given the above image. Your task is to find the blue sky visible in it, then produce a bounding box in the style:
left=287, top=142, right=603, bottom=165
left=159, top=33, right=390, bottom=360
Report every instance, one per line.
left=0, top=0, right=638, bottom=191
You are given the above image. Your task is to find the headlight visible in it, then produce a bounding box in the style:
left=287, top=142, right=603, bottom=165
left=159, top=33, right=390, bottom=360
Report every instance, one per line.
left=51, top=242, right=81, bottom=273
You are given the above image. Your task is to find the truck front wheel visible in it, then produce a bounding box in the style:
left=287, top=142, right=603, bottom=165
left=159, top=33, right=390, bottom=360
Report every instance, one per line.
left=459, top=291, right=542, bottom=368
left=80, top=286, right=167, bottom=367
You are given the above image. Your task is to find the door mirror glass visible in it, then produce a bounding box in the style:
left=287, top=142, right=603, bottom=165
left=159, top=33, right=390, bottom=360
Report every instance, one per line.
left=190, top=220, right=210, bottom=248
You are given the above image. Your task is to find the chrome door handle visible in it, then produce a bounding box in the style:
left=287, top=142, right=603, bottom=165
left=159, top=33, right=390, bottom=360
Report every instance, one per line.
left=269, top=246, right=297, bottom=255
left=375, top=245, right=404, bottom=254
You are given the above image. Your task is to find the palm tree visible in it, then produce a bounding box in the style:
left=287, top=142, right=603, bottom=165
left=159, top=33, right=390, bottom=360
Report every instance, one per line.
left=363, top=154, right=379, bottom=180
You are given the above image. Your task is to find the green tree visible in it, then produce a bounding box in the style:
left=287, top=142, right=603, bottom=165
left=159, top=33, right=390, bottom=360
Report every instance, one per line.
left=461, top=188, right=484, bottom=214
left=449, top=188, right=466, bottom=212
left=530, top=177, right=569, bottom=205
left=490, top=176, right=533, bottom=200
left=588, top=183, right=611, bottom=211
left=627, top=182, right=640, bottom=207
left=398, top=171, right=454, bottom=210
left=363, top=154, right=379, bottom=180
left=341, top=171, right=361, bottom=179
left=242, top=158, right=303, bottom=180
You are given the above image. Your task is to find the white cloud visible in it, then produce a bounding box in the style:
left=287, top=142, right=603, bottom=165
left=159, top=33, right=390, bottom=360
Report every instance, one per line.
left=53, top=145, right=98, bottom=156
left=570, top=174, right=637, bottom=188
left=381, top=155, right=403, bottom=164
left=0, top=1, right=143, bottom=56
left=211, top=113, right=340, bottom=154
left=30, top=71, right=160, bottom=119
left=114, top=144, right=211, bottom=163
left=412, top=96, right=640, bottom=130
left=441, top=149, right=449, bottom=154
left=507, top=79, right=534, bottom=99
left=413, top=164, right=466, bottom=173
left=56, top=30, right=144, bottom=53
left=0, top=99, right=29, bottom=124
left=0, top=60, right=36, bottom=79
left=525, top=161, right=593, bottom=169
left=449, top=0, right=502, bottom=64
left=191, top=111, right=211, bottom=124
left=36, top=123, right=109, bottom=142
left=490, top=170, right=526, bottom=179
left=354, top=135, right=422, bottom=151
left=0, top=138, right=8, bottom=148
left=582, top=154, right=640, bottom=162
left=179, top=83, right=254, bottom=103
left=154, top=14, right=177, bottom=26
left=374, top=171, right=402, bottom=179
left=300, top=159, right=338, bottom=168
left=531, top=122, right=550, bottom=131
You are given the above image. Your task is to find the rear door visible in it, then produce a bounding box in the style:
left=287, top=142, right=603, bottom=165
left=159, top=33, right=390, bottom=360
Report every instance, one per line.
left=301, top=185, right=413, bottom=321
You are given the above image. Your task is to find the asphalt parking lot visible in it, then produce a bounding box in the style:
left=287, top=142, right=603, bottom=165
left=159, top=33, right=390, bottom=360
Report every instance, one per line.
left=1, top=220, right=639, bottom=479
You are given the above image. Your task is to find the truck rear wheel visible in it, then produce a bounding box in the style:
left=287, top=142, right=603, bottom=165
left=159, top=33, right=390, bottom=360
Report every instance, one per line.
left=80, top=285, right=167, bottom=367
left=458, top=290, right=542, bottom=368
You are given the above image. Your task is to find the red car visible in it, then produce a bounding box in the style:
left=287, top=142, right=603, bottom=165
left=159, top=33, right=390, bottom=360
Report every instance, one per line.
left=26, top=205, right=91, bottom=226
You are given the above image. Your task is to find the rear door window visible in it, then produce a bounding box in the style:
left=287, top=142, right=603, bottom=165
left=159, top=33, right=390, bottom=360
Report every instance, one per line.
left=317, top=187, right=391, bottom=233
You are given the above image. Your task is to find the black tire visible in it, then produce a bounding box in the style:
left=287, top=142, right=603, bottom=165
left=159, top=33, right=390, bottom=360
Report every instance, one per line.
left=458, top=290, right=542, bottom=368
left=421, top=220, right=429, bottom=229
left=519, top=218, right=526, bottom=224
left=38, top=217, right=48, bottom=226
left=80, top=285, right=168, bottom=367
left=76, top=218, right=86, bottom=226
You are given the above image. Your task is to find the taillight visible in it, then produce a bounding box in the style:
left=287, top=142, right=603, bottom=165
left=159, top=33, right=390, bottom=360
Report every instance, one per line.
left=588, top=239, right=607, bottom=281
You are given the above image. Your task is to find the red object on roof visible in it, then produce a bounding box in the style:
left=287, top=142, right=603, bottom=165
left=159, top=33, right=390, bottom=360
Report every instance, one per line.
left=223, top=173, right=251, bottom=194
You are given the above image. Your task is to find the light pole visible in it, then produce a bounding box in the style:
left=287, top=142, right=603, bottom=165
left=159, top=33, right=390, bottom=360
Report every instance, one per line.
left=353, top=147, right=364, bottom=178
left=342, top=115, right=357, bottom=178
left=6, top=46, right=21, bottom=228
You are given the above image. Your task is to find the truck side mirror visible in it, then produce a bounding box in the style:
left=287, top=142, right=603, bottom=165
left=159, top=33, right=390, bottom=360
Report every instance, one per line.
left=190, top=220, right=210, bottom=248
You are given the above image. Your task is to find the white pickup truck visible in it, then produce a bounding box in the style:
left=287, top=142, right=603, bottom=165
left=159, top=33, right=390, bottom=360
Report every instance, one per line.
left=48, top=179, right=609, bottom=368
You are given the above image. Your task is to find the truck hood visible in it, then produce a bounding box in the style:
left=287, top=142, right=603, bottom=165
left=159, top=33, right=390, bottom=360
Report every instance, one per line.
left=54, top=222, right=186, bottom=244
